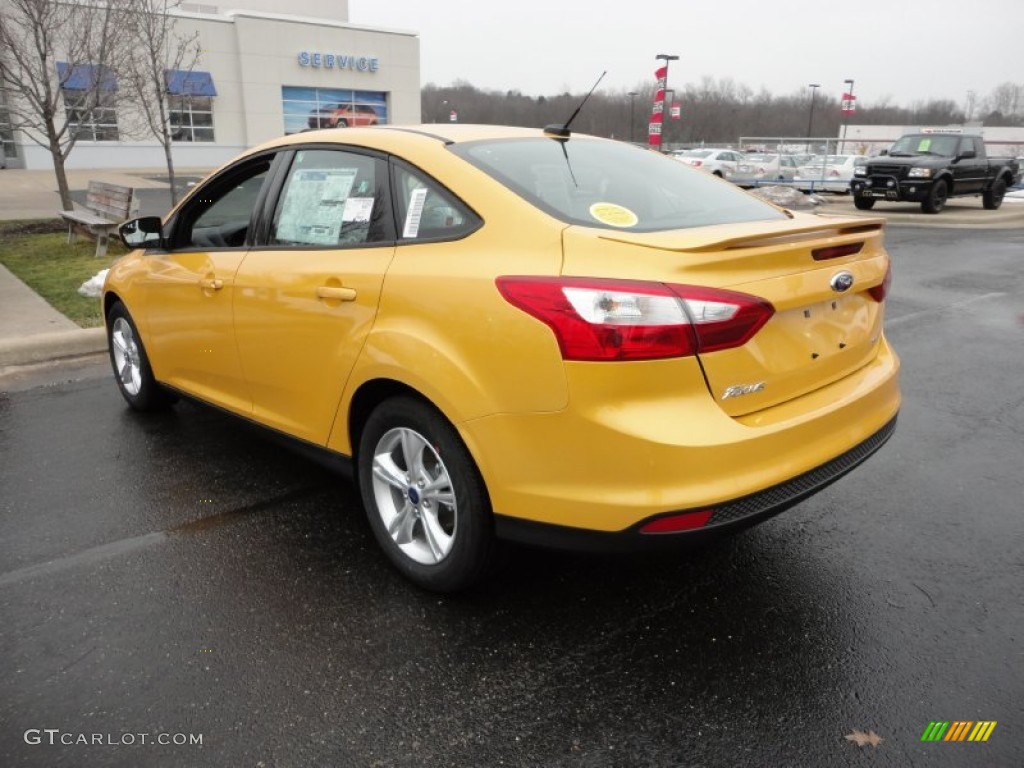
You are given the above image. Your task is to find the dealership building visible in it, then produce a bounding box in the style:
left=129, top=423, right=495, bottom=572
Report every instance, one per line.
left=0, top=0, right=420, bottom=169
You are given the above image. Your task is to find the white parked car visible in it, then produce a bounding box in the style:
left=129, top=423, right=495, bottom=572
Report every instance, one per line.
left=794, top=155, right=863, bottom=194
left=671, top=148, right=743, bottom=178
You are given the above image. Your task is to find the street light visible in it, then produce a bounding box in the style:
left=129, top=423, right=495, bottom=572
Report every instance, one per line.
left=655, top=54, right=679, bottom=152
left=628, top=91, right=638, bottom=143
left=806, top=83, right=820, bottom=140
left=841, top=78, right=855, bottom=153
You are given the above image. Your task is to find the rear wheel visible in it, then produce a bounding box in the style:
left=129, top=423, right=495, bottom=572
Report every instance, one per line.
left=854, top=196, right=876, bottom=210
left=337, top=118, right=349, bottom=128
left=921, top=179, right=948, bottom=214
left=358, top=396, right=495, bottom=592
left=982, top=178, right=1006, bottom=210
left=106, top=301, right=172, bottom=411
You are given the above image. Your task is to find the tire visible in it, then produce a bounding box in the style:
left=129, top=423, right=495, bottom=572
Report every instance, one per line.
left=337, top=119, right=348, bottom=128
left=106, top=301, right=173, bottom=411
left=854, top=196, right=876, bottom=210
left=921, top=179, right=948, bottom=214
left=358, top=396, right=495, bottom=592
left=712, top=170, right=723, bottom=178
left=982, top=178, right=1006, bottom=210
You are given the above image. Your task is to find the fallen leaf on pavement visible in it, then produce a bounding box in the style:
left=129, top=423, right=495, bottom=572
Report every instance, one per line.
left=845, top=729, right=884, bottom=748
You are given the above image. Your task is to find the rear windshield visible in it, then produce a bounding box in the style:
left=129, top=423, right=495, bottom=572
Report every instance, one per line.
left=449, top=138, right=786, bottom=232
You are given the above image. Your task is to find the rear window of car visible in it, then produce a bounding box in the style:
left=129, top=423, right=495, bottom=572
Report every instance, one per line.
left=449, top=138, right=786, bottom=232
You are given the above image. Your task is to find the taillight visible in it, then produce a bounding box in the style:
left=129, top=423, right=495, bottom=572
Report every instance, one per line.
left=868, top=261, right=892, bottom=302
left=495, top=277, right=774, bottom=361
left=691, top=160, right=703, bottom=167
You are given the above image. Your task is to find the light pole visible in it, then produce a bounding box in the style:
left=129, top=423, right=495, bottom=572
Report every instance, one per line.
left=806, top=83, right=820, bottom=140
left=841, top=78, right=855, bottom=153
left=628, top=91, right=638, bottom=143
left=663, top=88, right=675, bottom=150
left=655, top=54, right=679, bottom=152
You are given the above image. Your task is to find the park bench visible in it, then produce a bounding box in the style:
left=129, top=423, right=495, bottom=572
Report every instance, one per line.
left=59, top=180, right=139, bottom=257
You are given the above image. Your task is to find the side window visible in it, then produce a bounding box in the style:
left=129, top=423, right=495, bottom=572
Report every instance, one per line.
left=270, top=148, right=390, bottom=247
left=391, top=161, right=480, bottom=241
left=176, top=158, right=272, bottom=249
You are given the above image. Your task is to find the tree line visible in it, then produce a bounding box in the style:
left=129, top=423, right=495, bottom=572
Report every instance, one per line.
left=423, top=78, right=1024, bottom=146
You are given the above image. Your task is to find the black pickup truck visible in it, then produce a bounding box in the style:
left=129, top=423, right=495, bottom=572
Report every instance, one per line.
left=851, top=133, right=1021, bottom=214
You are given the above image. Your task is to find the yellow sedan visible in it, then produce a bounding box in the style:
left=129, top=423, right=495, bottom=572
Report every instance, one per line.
left=105, top=124, right=900, bottom=591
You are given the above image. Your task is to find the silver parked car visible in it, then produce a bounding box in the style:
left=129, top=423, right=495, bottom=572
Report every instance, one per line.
left=670, top=148, right=743, bottom=178
left=727, top=154, right=800, bottom=187
left=794, top=155, right=863, bottom=194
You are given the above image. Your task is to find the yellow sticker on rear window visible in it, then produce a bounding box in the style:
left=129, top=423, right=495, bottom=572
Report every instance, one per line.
left=917, top=139, right=932, bottom=152
left=589, top=203, right=638, bottom=228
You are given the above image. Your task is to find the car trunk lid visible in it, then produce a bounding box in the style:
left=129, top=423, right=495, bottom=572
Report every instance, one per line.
left=559, top=215, right=891, bottom=417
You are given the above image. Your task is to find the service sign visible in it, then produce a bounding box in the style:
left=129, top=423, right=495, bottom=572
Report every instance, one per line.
left=298, top=52, right=380, bottom=73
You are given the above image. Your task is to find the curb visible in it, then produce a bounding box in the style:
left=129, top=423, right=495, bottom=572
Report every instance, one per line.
left=0, top=328, right=106, bottom=367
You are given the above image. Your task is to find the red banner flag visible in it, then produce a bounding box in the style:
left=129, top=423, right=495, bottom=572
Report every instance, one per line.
left=649, top=66, right=670, bottom=148
left=841, top=93, right=857, bottom=115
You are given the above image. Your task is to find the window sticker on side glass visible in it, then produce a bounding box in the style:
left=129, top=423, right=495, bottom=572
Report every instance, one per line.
left=276, top=168, right=358, bottom=245
left=403, top=187, right=428, bottom=238
left=343, top=197, right=374, bottom=223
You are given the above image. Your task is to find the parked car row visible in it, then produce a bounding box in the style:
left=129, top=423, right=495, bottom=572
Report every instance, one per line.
left=671, top=148, right=865, bottom=193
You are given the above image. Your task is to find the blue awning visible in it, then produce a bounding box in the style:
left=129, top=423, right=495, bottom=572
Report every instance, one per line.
left=165, top=70, right=217, bottom=97
left=56, top=62, right=117, bottom=92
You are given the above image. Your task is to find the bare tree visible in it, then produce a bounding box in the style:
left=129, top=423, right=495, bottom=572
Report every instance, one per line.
left=121, top=0, right=199, bottom=205
left=0, top=0, right=130, bottom=209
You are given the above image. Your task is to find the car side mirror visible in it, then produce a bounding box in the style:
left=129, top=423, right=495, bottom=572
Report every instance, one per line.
left=119, top=216, right=164, bottom=250
left=879, top=148, right=889, bottom=156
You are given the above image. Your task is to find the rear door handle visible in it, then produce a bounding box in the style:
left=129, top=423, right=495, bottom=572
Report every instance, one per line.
left=316, top=285, right=357, bottom=301
left=199, top=277, right=224, bottom=290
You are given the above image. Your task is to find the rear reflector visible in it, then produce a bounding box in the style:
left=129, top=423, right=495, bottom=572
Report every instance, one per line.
left=639, top=509, right=714, bottom=533
left=496, top=277, right=774, bottom=361
left=868, top=261, right=892, bottom=302
left=812, top=242, right=864, bottom=261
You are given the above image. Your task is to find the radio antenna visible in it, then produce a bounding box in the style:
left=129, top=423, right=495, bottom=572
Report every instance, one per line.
left=544, top=71, right=607, bottom=139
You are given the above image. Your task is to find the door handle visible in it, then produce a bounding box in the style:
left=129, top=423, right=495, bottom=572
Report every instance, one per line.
left=199, top=277, right=224, bottom=291
left=316, top=285, right=357, bottom=301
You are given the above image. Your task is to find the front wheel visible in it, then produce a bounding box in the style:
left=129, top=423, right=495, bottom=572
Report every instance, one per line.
left=358, top=396, right=495, bottom=592
left=983, top=178, right=1006, bottom=210
left=921, top=179, right=948, bottom=214
left=106, top=301, right=172, bottom=411
left=854, top=196, right=876, bottom=210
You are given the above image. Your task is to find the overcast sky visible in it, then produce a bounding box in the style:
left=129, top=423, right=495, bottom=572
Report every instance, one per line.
left=349, top=0, right=1022, bottom=109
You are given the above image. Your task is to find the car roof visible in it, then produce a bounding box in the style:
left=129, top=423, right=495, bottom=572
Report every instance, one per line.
left=252, top=124, right=608, bottom=158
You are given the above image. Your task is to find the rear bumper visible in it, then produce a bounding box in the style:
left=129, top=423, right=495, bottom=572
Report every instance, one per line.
left=462, top=337, right=900, bottom=533
left=495, top=414, right=897, bottom=552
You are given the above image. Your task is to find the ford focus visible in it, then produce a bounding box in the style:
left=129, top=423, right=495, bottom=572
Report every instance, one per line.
left=105, top=124, right=900, bottom=591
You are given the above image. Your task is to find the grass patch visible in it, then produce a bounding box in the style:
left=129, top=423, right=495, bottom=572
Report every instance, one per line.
left=0, top=219, right=127, bottom=328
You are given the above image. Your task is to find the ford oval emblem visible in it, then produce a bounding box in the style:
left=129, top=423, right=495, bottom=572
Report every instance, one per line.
left=831, top=271, right=855, bottom=293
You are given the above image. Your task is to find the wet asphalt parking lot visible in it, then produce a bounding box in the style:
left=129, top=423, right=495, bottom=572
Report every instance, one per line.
left=1, top=224, right=1023, bottom=767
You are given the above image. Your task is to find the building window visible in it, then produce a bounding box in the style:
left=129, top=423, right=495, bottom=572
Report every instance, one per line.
left=169, top=95, right=215, bottom=142
left=281, top=86, right=388, bottom=136
left=57, top=62, right=119, bottom=142
left=165, top=70, right=217, bottom=142
left=0, top=89, right=15, bottom=161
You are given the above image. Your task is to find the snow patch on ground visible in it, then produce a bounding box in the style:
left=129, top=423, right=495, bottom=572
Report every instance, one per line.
left=78, top=269, right=109, bottom=298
